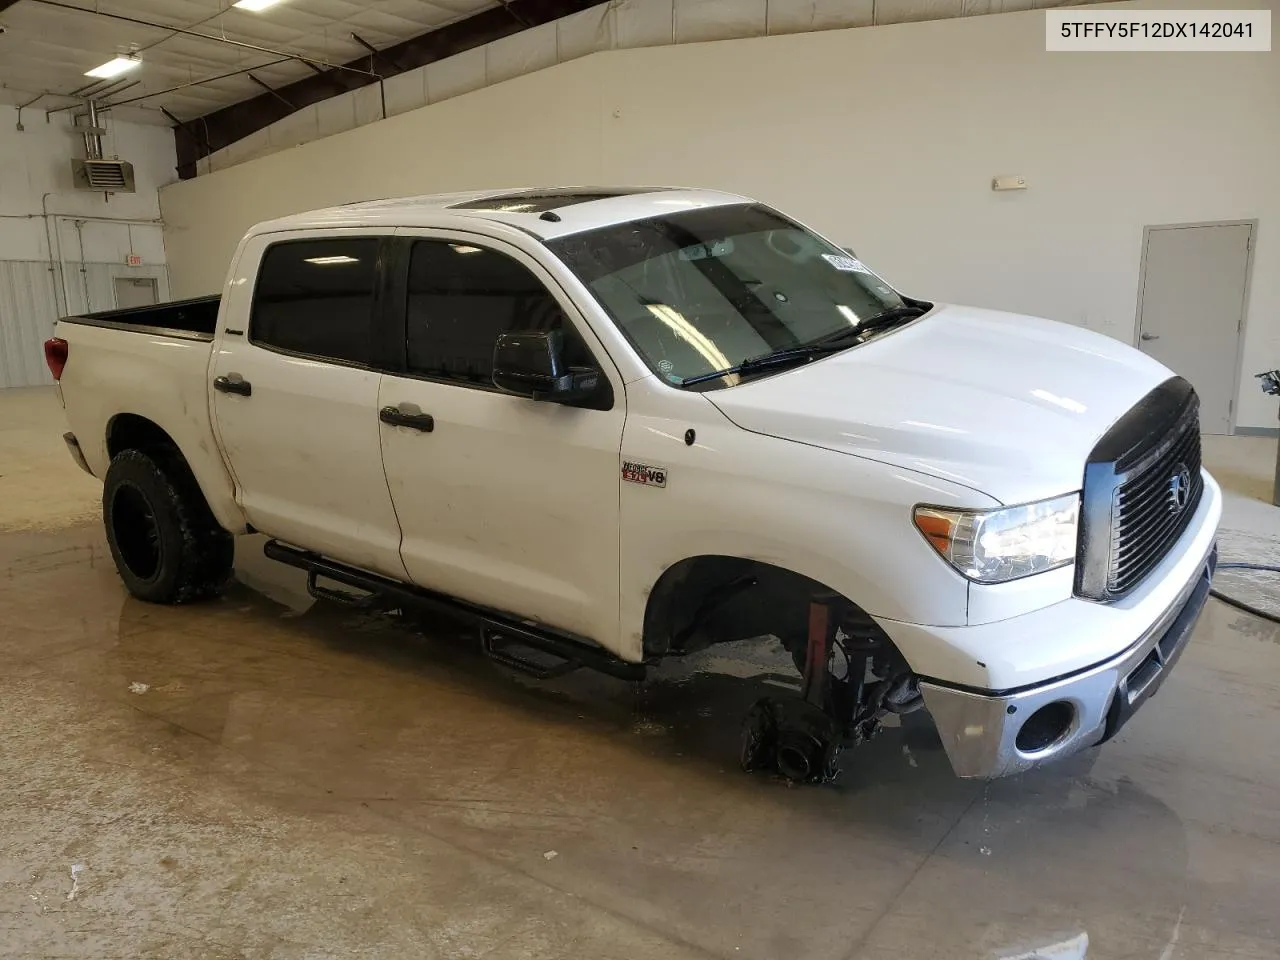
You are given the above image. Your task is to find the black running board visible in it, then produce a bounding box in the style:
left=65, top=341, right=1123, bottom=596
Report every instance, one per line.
left=262, top=540, right=646, bottom=682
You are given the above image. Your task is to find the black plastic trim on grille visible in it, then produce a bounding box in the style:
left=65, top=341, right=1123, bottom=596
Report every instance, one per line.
left=1075, top=376, right=1201, bottom=602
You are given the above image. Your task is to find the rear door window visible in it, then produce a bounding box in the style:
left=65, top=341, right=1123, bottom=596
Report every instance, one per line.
left=250, top=238, right=379, bottom=365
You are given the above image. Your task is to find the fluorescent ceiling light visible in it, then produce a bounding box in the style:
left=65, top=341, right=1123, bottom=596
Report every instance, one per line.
left=233, top=0, right=285, bottom=10
left=85, top=56, right=141, bottom=79
left=450, top=245, right=482, bottom=254
left=304, top=255, right=359, bottom=265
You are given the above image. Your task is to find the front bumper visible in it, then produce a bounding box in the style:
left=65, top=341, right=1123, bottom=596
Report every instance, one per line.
left=920, top=545, right=1216, bottom=778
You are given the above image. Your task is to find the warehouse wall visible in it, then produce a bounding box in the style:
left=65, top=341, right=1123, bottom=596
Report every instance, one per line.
left=159, top=0, right=1279, bottom=427
left=0, top=105, right=175, bottom=387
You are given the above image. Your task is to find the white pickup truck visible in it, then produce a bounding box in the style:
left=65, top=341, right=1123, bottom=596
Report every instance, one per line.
left=48, top=187, right=1220, bottom=782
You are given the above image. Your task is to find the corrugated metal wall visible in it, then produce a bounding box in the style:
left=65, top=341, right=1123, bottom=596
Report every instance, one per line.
left=0, top=259, right=171, bottom=388
left=0, top=261, right=59, bottom=389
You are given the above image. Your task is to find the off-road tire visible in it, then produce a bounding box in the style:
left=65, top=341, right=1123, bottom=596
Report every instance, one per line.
left=102, top=449, right=234, bottom=603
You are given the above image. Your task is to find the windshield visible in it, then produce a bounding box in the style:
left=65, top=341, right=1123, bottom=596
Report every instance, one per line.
left=547, top=204, right=907, bottom=389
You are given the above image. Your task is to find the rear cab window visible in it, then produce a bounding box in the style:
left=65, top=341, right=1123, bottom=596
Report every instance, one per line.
left=250, top=238, right=380, bottom=366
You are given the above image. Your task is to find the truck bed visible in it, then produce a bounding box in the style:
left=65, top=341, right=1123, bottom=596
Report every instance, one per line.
left=60, top=295, right=221, bottom=341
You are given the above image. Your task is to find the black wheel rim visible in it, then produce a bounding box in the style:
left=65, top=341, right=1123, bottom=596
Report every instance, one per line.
left=112, top=484, right=162, bottom=582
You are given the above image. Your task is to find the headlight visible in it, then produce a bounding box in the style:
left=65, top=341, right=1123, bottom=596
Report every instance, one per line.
left=913, top=494, right=1080, bottom=584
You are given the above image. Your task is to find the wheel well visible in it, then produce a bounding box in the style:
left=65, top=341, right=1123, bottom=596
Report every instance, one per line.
left=642, top=555, right=864, bottom=660
left=107, top=414, right=180, bottom=462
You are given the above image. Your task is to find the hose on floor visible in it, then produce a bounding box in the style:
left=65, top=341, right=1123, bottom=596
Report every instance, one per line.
left=1211, top=562, right=1280, bottom=624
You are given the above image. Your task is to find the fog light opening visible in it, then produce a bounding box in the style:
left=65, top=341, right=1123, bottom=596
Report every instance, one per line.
left=1015, top=700, right=1075, bottom=754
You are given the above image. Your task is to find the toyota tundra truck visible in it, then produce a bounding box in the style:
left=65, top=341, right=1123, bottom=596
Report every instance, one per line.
left=47, top=187, right=1221, bottom=781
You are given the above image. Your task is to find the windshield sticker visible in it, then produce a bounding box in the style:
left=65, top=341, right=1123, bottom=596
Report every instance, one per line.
left=679, top=239, right=735, bottom=261
left=622, top=461, right=667, bottom=488
left=822, top=253, right=872, bottom=274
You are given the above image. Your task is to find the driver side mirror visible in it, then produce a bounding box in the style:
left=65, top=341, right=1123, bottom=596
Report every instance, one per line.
left=492, top=330, right=601, bottom=402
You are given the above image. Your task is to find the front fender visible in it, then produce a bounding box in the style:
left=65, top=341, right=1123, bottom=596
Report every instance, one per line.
left=618, top=406, right=992, bottom=663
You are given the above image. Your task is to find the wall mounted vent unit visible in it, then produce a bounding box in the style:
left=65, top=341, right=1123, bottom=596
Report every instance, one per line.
left=71, top=158, right=136, bottom=193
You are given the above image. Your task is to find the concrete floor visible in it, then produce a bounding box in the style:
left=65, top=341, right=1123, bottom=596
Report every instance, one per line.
left=3, top=387, right=1280, bottom=960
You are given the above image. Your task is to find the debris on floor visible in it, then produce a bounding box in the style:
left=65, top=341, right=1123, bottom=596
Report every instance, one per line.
left=66, top=864, right=85, bottom=901
left=128, top=682, right=150, bottom=694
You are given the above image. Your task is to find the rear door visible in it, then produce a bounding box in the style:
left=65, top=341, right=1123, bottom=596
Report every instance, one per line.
left=210, top=230, right=408, bottom=579
left=377, top=231, right=625, bottom=646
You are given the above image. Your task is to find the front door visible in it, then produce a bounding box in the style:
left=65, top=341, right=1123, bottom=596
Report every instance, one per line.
left=1137, top=222, right=1254, bottom=435
left=377, top=233, right=625, bottom=646
left=210, top=231, right=408, bottom=580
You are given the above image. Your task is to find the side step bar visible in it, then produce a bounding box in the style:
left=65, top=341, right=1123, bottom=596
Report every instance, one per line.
left=263, top=540, right=646, bottom=683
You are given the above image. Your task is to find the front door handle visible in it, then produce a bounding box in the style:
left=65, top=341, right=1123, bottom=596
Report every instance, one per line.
left=1140, top=332, right=1160, bottom=341
left=214, top=374, right=252, bottom=396
left=380, top=405, right=434, bottom=432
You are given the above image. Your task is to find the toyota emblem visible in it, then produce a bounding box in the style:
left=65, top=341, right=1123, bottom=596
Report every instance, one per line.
left=1168, top=464, right=1192, bottom=513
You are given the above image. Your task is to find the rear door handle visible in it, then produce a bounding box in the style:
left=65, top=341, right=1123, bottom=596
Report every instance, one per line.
left=380, top=405, right=434, bottom=432
left=214, top=374, right=252, bottom=396
left=1140, top=333, right=1160, bottom=341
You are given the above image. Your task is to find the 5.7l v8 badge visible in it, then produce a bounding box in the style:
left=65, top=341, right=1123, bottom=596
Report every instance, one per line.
left=622, top=460, right=667, bottom=488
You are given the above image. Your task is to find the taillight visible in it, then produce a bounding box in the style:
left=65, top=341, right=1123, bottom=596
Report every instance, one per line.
left=44, top=337, right=69, bottom=380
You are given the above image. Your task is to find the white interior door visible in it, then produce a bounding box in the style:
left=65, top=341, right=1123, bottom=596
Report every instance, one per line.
left=1136, top=222, right=1253, bottom=435
left=113, top=276, right=158, bottom=309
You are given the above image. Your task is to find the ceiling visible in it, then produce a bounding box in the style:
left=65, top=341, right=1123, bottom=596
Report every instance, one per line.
left=0, top=0, right=498, bottom=121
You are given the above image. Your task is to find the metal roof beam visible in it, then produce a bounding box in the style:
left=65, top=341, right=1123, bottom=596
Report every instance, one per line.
left=173, top=0, right=609, bottom=179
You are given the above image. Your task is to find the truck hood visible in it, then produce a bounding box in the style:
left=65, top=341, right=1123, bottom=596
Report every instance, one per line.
left=706, top=304, right=1174, bottom=505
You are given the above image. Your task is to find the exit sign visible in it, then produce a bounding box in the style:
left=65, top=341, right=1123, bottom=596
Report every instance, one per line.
left=125, top=254, right=143, bottom=267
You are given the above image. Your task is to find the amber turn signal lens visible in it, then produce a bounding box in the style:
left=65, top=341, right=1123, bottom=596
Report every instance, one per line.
left=913, top=508, right=956, bottom=554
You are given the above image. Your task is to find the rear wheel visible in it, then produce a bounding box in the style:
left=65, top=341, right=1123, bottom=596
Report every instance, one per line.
left=103, top=449, right=234, bottom=603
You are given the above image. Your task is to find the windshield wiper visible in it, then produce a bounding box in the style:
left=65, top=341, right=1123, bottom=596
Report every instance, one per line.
left=849, top=304, right=929, bottom=336
left=679, top=302, right=932, bottom=387
left=679, top=338, right=856, bottom=387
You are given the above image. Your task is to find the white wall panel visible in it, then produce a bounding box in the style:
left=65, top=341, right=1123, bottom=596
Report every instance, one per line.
left=216, top=128, right=274, bottom=170
left=353, top=84, right=385, bottom=128
left=0, top=262, right=59, bottom=388
left=766, top=0, right=875, bottom=33
left=486, top=21, right=559, bottom=85
left=675, top=0, right=768, bottom=42
left=873, top=0, right=965, bottom=24
left=316, top=91, right=359, bottom=139
left=383, top=66, right=429, bottom=117
left=614, top=0, right=675, bottom=48
left=424, top=47, right=488, bottom=102
left=268, top=106, right=321, bottom=151
left=557, top=4, right=616, bottom=61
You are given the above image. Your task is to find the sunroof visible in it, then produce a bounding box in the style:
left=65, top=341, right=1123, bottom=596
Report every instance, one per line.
left=448, top=187, right=662, bottom=214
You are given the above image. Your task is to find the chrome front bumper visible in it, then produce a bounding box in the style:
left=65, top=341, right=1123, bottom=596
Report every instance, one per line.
left=920, top=546, right=1216, bottom=779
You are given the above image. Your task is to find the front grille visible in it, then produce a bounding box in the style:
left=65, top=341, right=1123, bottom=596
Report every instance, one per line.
left=1108, top=409, right=1203, bottom=594
left=1075, top=377, right=1202, bottom=602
